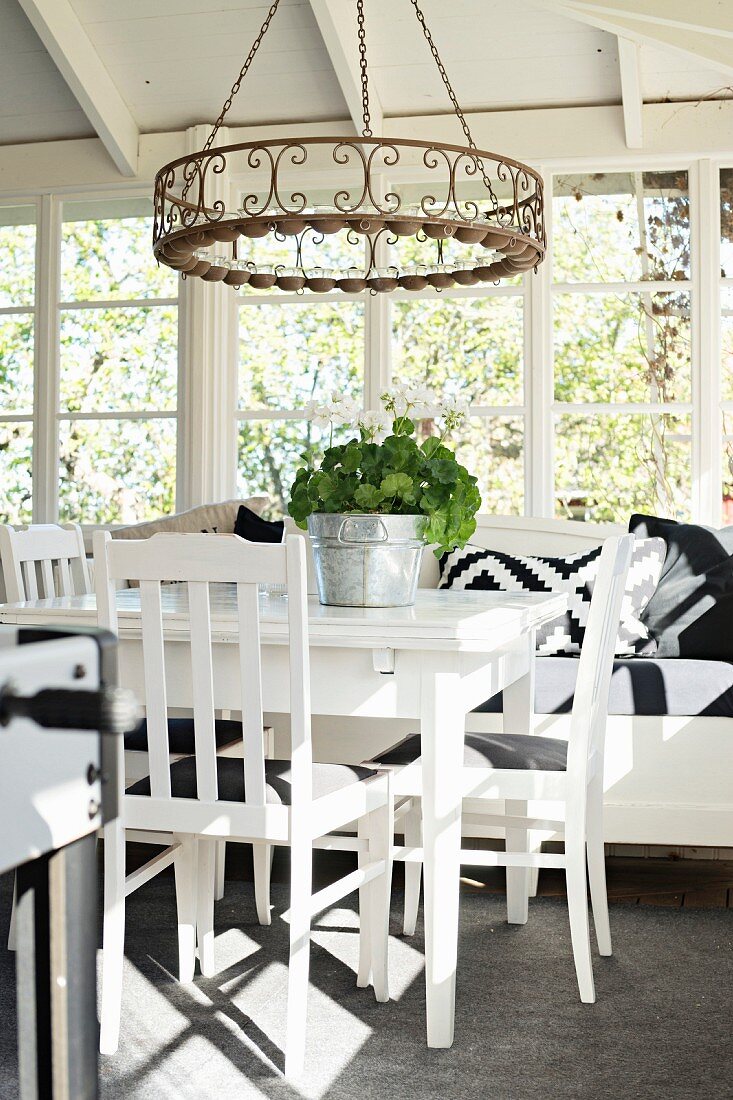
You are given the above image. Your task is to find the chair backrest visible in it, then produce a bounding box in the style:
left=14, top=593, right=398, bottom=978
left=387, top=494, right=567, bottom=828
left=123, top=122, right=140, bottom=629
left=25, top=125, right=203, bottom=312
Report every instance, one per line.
left=0, top=523, right=91, bottom=601
left=93, top=531, right=312, bottom=806
left=567, top=534, right=635, bottom=784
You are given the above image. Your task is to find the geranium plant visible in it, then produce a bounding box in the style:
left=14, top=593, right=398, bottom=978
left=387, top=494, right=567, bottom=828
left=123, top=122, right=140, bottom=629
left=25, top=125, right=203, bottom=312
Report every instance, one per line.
left=288, top=386, right=481, bottom=557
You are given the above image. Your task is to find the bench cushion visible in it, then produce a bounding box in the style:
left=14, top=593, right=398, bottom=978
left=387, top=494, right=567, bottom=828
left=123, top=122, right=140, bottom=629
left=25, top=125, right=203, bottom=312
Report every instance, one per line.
left=127, top=755, right=375, bottom=804
left=474, top=657, right=733, bottom=718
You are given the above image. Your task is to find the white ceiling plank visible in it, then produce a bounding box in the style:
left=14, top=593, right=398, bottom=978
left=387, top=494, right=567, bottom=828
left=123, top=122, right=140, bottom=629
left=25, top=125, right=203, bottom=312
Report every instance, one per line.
left=309, top=0, right=382, bottom=135
left=618, top=37, right=643, bottom=148
left=549, top=1, right=733, bottom=38
left=16, top=0, right=139, bottom=176
left=545, top=1, right=733, bottom=78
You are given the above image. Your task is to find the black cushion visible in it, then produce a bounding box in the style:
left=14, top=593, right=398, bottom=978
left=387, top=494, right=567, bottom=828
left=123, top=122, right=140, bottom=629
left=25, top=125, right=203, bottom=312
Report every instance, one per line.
left=376, top=732, right=568, bottom=771
left=473, top=656, right=733, bottom=718
left=124, top=718, right=243, bottom=755
left=629, top=513, right=733, bottom=660
left=234, top=505, right=284, bottom=544
left=127, top=754, right=375, bottom=804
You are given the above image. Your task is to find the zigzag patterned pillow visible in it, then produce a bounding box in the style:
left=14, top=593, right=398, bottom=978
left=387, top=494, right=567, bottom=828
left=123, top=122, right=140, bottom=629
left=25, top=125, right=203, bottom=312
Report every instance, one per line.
left=438, top=538, right=666, bottom=657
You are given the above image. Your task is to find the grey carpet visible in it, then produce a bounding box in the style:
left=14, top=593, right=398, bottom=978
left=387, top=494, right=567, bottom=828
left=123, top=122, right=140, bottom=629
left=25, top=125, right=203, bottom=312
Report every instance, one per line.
left=1, top=870, right=731, bottom=1100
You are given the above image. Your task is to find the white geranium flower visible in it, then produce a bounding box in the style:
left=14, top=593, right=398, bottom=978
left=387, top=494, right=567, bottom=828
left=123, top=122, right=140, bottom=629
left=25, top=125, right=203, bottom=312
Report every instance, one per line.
left=304, top=399, right=332, bottom=429
left=407, top=385, right=438, bottom=418
left=441, top=394, right=470, bottom=432
left=329, top=392, right=361, bottom=427
left=357, top=409, right=391, bottom=443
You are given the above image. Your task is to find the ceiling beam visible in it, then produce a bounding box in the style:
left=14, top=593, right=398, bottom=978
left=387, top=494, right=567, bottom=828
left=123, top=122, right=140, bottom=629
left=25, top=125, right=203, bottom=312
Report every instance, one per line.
left=17, top=0, right=139, bottom=177
left=617, top=37, right=643, bottom=148
left=552, top=1, right=733, bottom=38
left=309, top=0, right=383, bottom=135
left=545, top=1, right=733, bottom=78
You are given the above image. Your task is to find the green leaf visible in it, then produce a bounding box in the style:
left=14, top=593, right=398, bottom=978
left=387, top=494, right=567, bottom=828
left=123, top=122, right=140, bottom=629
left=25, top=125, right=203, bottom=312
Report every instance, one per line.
left=380, top=472, right=413, bottom=498
left=354, top=483, right=385, bottom=510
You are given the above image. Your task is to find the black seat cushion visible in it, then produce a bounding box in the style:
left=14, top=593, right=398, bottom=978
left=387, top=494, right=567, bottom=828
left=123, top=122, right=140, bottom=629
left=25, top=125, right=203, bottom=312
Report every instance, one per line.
left=376, top=732, right=567, bottom=772
left=234, top=505, right=284, bottom=544
left=124, top=718, right=244, bottom=755
left=127, top=754, right=376, bottom=804
left=473, top=656, right=733, bottom=718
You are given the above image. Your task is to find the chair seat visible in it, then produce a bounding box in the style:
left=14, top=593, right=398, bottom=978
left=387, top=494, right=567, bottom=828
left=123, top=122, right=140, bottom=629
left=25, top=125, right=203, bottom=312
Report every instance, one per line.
left=375, top=731, right=568, bottom=772
left=124, top=717, right=243, bottom=755
left=127, top=754, right=377, bottom=804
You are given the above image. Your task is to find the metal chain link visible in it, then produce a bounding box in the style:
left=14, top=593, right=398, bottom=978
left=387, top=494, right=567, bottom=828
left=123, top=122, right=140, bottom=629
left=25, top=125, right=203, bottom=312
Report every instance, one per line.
left=357, top=0, right=372, bottom=137
left=203, top=0, right=283, bottom=153
left=408, top=0, right=499, bottom=213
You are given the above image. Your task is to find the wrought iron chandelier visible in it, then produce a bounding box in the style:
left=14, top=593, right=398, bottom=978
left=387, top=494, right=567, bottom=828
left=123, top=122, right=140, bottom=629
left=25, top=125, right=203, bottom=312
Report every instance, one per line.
left=152, top=0, right=546, bottom=294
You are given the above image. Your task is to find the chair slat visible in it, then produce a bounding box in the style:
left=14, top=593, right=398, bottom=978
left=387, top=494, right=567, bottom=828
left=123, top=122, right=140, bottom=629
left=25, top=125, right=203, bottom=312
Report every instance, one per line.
left=285, top=536, right=313, bottom=808
left=39, top=559, right=55, bottom=599
left=237, top=582, right=266, bottom=807
left=57, top=557, right=72, bottom=597
left=139, top=580, right=171, bottom=800
left=22, top=561, right=38, bottom=600
left=188, top=581, right=218, bottom=803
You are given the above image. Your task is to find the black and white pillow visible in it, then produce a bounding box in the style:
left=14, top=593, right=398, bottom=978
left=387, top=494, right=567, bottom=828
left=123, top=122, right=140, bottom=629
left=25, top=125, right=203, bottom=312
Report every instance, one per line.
left=439, top=538, right=666, bottom=657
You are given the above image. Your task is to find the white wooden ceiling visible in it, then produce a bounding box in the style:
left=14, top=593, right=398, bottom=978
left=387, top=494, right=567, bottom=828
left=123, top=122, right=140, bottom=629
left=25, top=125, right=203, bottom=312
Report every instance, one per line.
left=0, top=0, right=731, bottom=148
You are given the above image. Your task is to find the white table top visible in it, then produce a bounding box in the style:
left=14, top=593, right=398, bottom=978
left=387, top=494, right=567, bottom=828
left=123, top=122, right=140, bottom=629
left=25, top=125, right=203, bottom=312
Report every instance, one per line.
left=0, top=586, right=566, bottom=651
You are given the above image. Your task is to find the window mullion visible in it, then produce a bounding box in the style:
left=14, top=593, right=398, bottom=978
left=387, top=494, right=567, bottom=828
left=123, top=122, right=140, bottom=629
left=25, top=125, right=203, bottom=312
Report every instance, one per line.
left=691, top=159, right=721, bottom=525
left=526, top=169, right=554, bottom=518
left=33, top=193, right=61, bottom=523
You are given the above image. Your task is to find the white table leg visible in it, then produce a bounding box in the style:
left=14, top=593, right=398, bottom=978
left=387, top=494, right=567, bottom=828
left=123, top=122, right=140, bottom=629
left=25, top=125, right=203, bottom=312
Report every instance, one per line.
left=420, top=652, right=464, bottom=1048
left=503, top=634, right=535, bottom=922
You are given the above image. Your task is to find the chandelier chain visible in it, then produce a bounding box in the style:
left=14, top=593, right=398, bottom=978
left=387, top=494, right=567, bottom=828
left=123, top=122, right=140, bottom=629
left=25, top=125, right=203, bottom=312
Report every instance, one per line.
left=408, top=0, right=499, bottom=214
left=356, top=0, right=372, bottom=137
left=204, top=0, right=282, bottom=154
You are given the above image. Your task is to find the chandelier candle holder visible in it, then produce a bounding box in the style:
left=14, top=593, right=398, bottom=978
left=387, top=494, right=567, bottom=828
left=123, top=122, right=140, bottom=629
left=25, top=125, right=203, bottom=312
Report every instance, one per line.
left=153, top=0, right=546, bottom=295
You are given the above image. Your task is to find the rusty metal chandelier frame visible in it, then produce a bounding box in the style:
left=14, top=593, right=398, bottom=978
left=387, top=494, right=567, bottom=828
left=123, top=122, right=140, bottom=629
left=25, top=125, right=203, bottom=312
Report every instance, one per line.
left=152, top=0, right=546, bottom=294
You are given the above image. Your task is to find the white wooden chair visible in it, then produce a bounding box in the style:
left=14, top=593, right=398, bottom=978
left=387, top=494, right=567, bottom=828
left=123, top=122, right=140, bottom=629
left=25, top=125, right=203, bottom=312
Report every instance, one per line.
left=375, top=535, right=634, bottom=1004
left=94, top=531, right=393, bottom=1077
left=0, top=522, right=91, bottom=601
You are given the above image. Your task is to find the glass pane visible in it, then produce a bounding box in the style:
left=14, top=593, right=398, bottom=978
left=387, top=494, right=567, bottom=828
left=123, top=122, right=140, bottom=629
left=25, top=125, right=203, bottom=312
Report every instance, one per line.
left=0, top=316, right=34, bottom=414
left=723, top=435, right=733, bottom=527
left=237, top=418, right=350, bottom=519
left=61, top=197, right=177, bottom=302
left=60, top=306, right=177, bottom=413
left=0, top=422, right=32, bottom=523
left=722, top=288, right=733, bottom=402
left=722, top=168, right=733, bottom=278
left=0, top=205, right=35, bottom=308
left=58, top=418, right=176, bottom=524
left=554, top=413, right=691, bottom=523
left=239, top=302, right=363, bottom=410
left=392, top=296, right=523, bottom=406
left=553, top=171, right=690, bottom=283
left=554, top=291, right=691, bottom=403
left=414, top=415, right=523, bottom=514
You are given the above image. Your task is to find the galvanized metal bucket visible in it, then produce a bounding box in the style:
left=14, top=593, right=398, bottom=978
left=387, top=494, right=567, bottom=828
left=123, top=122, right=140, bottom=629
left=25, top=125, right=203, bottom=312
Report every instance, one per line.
left=307, top=513, right=427, bottom=607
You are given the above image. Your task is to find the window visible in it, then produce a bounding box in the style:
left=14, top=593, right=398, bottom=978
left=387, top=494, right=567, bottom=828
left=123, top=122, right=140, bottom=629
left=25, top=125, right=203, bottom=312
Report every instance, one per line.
left=237, top=222, right=365, bottom=516
left=552, top=171, right=692, bottom=522
left=391, top=290, right=525, bottom=514
left=58, top=197, right=179, bottom=524
left=0, top=205, right=36, bottom=523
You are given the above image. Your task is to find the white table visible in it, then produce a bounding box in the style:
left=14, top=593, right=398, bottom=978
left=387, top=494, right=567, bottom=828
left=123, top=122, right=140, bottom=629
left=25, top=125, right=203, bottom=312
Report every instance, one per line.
left=0, top=587, right=565, bottom=1048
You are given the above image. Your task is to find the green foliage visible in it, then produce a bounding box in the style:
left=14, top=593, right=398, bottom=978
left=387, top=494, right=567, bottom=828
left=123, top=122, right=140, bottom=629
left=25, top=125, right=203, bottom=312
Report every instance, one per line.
left=288, top=418, right=481, bottom=557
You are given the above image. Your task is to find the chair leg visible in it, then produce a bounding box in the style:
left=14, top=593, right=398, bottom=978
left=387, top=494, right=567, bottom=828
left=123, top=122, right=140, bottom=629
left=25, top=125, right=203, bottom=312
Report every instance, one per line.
left=565, top=838, right=595, bottom=1003
left=253, top=843, right=273, bottom=927
left=285, top=830, right=312, bottom=1079
left=528, top=830, right=541, bottom=898
left=402, top=799, right=422, bottom=936
left=174, top=835, right=198, bottom=982
left=366, top=786, right=394, bottom=1003
left=505, top=799, right=530, bottom=925
left=100, top=818, right=126, bottom=1056
left=214, top=841, right=226, bottom=902
left=356, top=816, right=371, bottom=988
left=196, top=839, right=216, bottom=978
left=7, top=873, right=17, bottom=951
left=586, top=777, right=612, bottom=956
